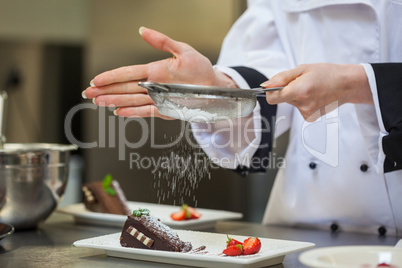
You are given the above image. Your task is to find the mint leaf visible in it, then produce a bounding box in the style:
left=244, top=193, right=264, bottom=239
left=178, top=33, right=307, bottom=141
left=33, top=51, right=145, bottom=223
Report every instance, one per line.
left=105, top=187, right=116, bottom=196
left=102, top=174, right=115, bottom=196
left=132, top=210, right=141, bottom=217
left=133, top=208, right=150, bottom=217
left=139, top=208, right=150, bottom=216
left=102, top=174, right=113, bottom=189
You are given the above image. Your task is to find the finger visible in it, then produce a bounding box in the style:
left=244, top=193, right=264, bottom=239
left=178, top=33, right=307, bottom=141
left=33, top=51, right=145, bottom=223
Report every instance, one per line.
left=265, top=84, right=297, bottom=105
left=92, top=64, right=149, bottom=87
left=266, top=68, right=315, bottom=105
left=140, top=27, right=186, bottom=57
left=94, top=94, right=154, bottom=107
left=263, top=66, right=305, bottom=88
left=263, top=67, right=308, bottom=104
left=114, top=106, right=175, bottom=120
left=83, top=81, right=147, bottom=99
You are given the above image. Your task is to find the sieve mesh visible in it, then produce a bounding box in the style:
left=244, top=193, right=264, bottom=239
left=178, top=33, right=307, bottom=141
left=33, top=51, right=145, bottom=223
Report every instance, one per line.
left=140, top=82, right=258, bottom=123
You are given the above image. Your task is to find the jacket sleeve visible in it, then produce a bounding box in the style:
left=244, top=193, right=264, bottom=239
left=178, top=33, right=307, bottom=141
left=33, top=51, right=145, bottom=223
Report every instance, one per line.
left=191, top=1, right=292, bottom=174
left=191, top=66, right=277, bottom=174
left=371, top=63, right=402, bottom=173
left=230, top=67, right=277, bottom=174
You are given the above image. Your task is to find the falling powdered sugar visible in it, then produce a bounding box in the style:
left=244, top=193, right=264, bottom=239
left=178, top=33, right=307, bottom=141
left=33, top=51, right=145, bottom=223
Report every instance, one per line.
left=152, top=134, right=213, bottom=207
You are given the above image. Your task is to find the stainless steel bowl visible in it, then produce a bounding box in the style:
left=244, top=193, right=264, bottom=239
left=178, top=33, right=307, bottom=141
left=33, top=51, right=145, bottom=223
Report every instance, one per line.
left=0, top=222, right=14, bottom=241
left=0, top=143, right=77, bottom=230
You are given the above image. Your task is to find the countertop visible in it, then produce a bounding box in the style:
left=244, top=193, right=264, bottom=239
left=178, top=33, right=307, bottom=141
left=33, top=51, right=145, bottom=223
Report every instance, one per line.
left=0, top=212, right=400, bottom=268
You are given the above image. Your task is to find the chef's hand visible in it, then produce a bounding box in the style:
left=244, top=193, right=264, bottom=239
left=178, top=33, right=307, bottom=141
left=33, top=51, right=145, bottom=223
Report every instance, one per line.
left=82, top=27, right=234, bottom=119
left=261, top=63, right=373, bottom=122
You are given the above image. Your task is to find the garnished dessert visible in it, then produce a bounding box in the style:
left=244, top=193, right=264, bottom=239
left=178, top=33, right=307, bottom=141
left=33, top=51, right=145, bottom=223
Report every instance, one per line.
left=222, top=235, right=261, bottom=256
left=82, top=174, right=130, bottom=215
left=120, top=208, right=193, bottom=252
left=170, top=204, right=201, bottom=221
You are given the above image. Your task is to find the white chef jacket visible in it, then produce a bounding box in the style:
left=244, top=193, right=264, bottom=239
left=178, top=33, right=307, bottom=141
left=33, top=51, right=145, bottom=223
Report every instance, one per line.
left=192, top=0, right=402, bottom=235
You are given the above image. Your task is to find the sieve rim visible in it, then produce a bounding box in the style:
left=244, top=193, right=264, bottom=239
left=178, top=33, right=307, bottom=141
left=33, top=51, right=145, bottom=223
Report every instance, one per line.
left=139, top=81, right=260, bottom=99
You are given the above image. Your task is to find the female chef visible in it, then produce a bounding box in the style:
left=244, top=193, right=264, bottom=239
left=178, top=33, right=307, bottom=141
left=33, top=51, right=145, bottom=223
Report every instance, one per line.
left=83, top=0, right=402, bottom=236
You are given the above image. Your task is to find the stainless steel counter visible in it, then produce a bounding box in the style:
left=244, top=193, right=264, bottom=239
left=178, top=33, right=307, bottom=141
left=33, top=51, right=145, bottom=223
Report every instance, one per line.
left=0, top=213, right=400, bottom=268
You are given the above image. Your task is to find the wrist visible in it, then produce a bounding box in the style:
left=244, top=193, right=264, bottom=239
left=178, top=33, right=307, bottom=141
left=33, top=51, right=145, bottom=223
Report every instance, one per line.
left=342, top=64, right=373, bottom=104
left=213, top=71, right=238, bottom=88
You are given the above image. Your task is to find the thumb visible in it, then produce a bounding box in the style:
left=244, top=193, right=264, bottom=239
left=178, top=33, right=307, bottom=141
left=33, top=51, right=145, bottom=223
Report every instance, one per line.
left=139, top=27, right=184, bottom=57
left=261, top=67, right=304, bottom=88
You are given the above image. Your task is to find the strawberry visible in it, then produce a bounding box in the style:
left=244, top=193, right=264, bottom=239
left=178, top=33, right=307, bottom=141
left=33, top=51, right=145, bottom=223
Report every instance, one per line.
left=170, top=210, right=186, bottom=221
left=171, top=204, right=201, bottom=221
left=222, top=244, right=243, bottom=256
left=377, top=263, right=392, bottom=267
left=180, top=204, right=201, bottom=220
left=186, top=206, right=201, bottom=219
left=242, top=237, right=261, bottom=255
left=226, top=234, right=243, bottom=247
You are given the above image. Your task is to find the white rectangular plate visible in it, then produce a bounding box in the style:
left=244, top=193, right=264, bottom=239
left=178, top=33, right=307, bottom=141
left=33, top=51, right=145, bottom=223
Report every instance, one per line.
left=57, top=201, right=243, bottom=230
left=73, top=230, right=315, bottom=268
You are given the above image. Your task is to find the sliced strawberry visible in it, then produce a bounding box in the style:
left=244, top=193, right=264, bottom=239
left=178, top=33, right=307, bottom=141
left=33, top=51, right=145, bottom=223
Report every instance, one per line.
left=377, top=263, right=392, bottom=267
left=226, top=234, right=243, bottom=247
left=186, top=206, right=201, bottom=219
left=171, top=204, right=202, bottom=221
left=222, top=244, right=243, bottom=256
left=170, top=210, right=186, bottom=221
left=179, top=204, right=201, bottom=220
left=242, top=237, right=261, bottom=255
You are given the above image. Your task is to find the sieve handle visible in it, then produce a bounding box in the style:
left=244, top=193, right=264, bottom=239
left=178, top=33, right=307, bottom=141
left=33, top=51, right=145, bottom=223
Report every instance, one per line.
left=138, top=81, right=170, bottom=92
left=251, top=86, right=284, bottom=93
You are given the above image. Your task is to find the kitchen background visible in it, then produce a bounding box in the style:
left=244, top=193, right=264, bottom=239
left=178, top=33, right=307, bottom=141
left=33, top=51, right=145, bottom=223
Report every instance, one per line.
left=0, top=0, right=288, bottom=222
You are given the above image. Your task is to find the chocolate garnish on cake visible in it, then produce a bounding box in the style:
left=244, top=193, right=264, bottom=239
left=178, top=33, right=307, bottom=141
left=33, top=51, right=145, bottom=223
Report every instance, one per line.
left=120, top=208, right=192, bottom=252
left=82, top=174, right=130, bottom=215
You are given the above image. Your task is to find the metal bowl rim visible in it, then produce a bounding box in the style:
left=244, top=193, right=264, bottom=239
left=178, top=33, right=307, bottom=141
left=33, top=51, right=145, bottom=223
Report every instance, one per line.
left=0, top=143, right=78, bottom=153
left=0, top=222, right=15, bottom=240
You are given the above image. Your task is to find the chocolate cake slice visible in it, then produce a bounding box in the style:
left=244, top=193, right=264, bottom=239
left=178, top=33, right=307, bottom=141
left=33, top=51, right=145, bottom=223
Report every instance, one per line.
left=82, top=178, right=130, bottom=215
left=120, top=209, right=192, bottom=252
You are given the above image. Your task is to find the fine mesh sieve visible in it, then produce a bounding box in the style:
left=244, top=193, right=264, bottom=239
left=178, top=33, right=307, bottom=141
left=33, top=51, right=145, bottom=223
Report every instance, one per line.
left=138, top=82, right=283, bottom=123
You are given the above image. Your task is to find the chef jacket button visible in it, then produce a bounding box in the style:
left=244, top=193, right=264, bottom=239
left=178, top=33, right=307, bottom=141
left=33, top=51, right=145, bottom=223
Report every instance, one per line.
left=378, top=226, right=387, bottom=236
left=309, top=162, right=317, bottom=169
left=330, top=223, right=339, bottom=232
left=360, top=164, right=369, bottom=172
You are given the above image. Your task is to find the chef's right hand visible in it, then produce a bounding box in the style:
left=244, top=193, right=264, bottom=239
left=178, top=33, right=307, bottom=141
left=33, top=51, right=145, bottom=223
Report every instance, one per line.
left=261, top=63, right=373, bottom=122
left=82, top=27, right=230, bottom=119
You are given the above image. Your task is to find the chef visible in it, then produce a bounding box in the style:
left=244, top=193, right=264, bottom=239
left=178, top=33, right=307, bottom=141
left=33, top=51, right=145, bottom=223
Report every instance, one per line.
left=190, top=0, right=402, bottom=236
left=83, top=0, right=402, bottom=235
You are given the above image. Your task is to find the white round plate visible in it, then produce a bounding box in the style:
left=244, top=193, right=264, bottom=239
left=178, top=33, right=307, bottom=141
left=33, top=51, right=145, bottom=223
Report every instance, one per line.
left=299, top=246, right=402, bottom=268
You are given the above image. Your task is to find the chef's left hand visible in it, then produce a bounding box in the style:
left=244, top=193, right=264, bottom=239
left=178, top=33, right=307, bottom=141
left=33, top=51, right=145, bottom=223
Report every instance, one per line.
left=261, top=63, right=373, bottom=122
left=82, top=27, right=233, bottom=119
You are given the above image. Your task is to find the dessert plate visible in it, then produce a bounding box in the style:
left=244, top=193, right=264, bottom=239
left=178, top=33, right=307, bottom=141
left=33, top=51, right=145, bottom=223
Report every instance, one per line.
left=57, top=201, right=243, bottom=230
left=73, top=230, right=315, bottom=268
left=299, top=246, right=402, bottom=268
